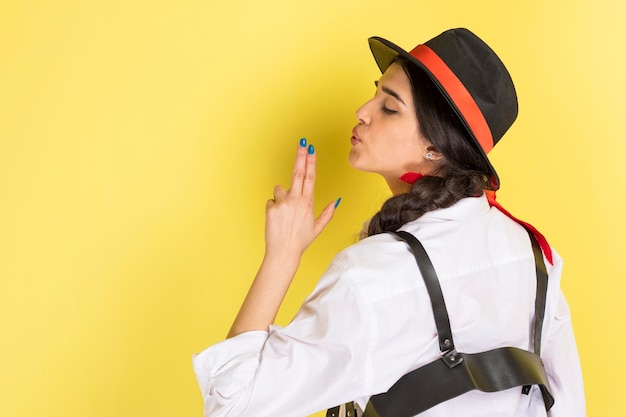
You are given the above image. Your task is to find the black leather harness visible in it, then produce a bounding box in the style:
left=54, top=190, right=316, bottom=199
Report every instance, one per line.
left=327, top=230, right=554, bottom=417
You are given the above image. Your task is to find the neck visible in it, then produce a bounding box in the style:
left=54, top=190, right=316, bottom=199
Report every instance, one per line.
left=385, top=176, right=411, bottom=196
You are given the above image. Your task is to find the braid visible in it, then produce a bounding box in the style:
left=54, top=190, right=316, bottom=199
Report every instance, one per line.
left=366, top=59, right=492, bottom=238
left=367, top=174, right=486, bottom=236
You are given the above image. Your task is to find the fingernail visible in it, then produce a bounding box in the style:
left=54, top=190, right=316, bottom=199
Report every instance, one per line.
left=308, top=144, right=315, bottom=155
left=300, top=138, right=307, bottom=147
left=334, top=197, right=342, bottom=208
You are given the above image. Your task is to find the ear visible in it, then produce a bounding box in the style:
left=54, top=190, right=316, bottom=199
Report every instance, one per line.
left=425, top=145, right=444, bottom=162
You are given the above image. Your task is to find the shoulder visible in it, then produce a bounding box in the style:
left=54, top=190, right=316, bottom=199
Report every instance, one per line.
left=315, top=232, right=425, bottom=303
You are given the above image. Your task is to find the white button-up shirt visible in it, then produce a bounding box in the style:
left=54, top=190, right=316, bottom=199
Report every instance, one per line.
left=192, top=195, right=586, bottom=417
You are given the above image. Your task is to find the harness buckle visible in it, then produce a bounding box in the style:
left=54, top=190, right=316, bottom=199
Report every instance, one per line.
left=441, top=349, right=464, bottom=369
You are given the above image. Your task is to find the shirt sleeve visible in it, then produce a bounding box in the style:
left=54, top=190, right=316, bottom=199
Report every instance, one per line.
left=191, top=252, right=373, bottom=417
left=192, top=331, right=269, bottom=416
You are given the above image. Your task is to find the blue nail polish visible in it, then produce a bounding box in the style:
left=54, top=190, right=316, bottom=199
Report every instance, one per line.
left=300, top=138, right=307, bottom=147
left=334, top=197, right=342, bottom=208
left=308, top=144, right=315, bottom=155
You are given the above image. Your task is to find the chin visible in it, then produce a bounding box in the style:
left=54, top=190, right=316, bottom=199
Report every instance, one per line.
left=347, top=157, right=366, bottom=172
left=348, top=151, right=367, bottom=172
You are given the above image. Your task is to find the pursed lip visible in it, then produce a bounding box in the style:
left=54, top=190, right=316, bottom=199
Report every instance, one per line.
left=351, top=127, right=361, bottom=145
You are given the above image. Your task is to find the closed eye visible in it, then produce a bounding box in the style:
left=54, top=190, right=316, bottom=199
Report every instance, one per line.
left=374, top=80, right=407, bottom=106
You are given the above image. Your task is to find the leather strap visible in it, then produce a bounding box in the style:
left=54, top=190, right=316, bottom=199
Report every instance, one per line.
left=530, top=233, right=548, bottom=356
left=363, top=346, right=554, bottom=417
left=393, top=231, right=455, bottom=353
left=363, top=230, right=554, bottom=416
left=521, top=233, right=549, bottom=396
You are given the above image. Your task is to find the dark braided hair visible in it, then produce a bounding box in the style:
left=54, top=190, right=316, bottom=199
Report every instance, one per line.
left=366, top=58, right=494, bottom=237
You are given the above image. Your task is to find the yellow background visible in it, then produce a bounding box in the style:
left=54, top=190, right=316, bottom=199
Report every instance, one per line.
left=1, top=0, right=623, bottom=416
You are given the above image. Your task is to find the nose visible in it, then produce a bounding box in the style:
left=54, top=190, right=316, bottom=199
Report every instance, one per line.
left=355, top=98, right=373, bottom=124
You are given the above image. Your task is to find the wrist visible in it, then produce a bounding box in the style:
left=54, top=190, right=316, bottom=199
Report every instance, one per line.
left=261, top=250, right=301, bottom=274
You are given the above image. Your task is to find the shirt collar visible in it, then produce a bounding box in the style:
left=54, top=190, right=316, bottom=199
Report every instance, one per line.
left=417, top=194, right=490, bottom=223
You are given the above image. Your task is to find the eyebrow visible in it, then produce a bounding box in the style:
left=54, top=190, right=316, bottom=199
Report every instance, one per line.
left=374, top=80, right=406, bottom=106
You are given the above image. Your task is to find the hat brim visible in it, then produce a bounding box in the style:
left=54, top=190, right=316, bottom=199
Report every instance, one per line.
left=368, top=36, right=500, bottom=189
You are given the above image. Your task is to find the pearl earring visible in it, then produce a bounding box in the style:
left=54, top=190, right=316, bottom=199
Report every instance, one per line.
left=426, top=152, right=433, bottom=159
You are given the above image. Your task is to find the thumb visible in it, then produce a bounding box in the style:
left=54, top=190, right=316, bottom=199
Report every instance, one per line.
left=314, top=198, right=341, bottom=237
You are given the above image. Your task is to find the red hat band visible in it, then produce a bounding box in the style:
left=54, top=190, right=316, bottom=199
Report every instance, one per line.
left=409, top=44, right=494, bottom=154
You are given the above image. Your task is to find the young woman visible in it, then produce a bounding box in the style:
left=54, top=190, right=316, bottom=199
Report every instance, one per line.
left=192, top=29, right=586, bottom=417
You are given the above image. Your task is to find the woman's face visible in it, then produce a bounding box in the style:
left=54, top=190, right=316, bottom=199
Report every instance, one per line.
left=349, top=63, right=436, bottom=182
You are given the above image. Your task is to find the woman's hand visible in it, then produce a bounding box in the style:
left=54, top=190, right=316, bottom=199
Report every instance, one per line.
left=264, top=139, right=339, bottom=260
left=227, top=139, right=339, bottom=338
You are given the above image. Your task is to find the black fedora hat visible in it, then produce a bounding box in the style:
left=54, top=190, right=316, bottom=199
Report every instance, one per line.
left=368, top=28, right=517, bottom=190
